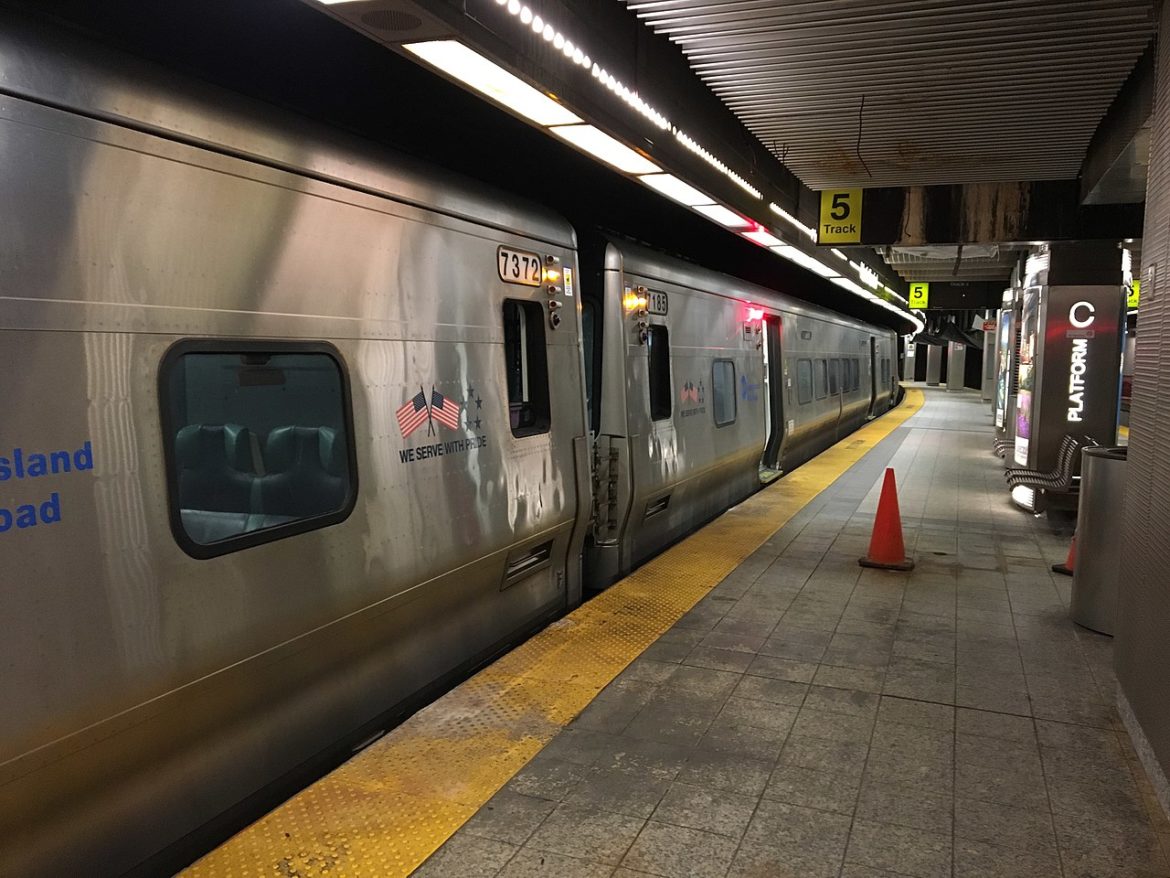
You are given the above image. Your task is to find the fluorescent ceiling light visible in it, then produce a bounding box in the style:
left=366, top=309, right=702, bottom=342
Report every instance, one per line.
left=638, top=174, right=713, bottom=207
left=852, top=262, right=880, bottom=289
left=548, top=124, right=660, bottom=174
left=771, top=245, right=839, bottom=278
left=692, top=204, right=751, bottom=228
left=317, top=0, right=365, bottom=4
left=404, top=41, right=581, bottom=127
left=743, top=229, right=783, bottom=247
left=830, top=248, right=847, bottom=260
left=832, top=276, right=870, bottom=296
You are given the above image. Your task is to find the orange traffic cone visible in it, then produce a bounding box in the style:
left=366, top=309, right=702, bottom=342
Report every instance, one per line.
left=859, top=468, right=915, bottom=571
left=1052, top=534, right=1076, bottom=577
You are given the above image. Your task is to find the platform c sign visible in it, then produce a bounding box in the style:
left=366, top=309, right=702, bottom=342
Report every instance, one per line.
left=1069, top=301, right=1096, bottom=329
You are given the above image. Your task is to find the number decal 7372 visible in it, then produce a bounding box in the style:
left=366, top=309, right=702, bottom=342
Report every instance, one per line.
left=498, top=246, right=543, bottom=286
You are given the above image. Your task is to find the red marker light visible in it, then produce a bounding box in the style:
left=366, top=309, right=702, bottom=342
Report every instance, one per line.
left=747, top=307, right=765, bottom=321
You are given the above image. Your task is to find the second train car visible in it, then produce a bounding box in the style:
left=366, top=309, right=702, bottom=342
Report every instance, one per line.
left=0, top=14, right=899, bottom=877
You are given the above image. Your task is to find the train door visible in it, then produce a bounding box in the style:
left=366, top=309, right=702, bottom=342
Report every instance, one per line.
left=867, top=336, right=879, bottom=418
left=760, top=315, right=784, bottom=481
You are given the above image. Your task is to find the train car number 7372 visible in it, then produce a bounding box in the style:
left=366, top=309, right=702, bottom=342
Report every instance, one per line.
left=498, top=246, right=543, bottom=287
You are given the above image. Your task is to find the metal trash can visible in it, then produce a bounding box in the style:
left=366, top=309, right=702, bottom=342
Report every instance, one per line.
left=1070, top=446, right=1128, bottom=635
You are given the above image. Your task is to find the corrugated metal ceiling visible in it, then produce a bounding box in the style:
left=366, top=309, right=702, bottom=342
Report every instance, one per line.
left=883, top=244, right=1026, bottom=281
left=620, top=0, right=1157, bottom=188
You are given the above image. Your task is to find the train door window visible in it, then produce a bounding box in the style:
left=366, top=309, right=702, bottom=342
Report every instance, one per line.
left=504, top=299, right=552, bottom=437
left=814, top=359, right=828, bottom=399
left=880, top=358, right=890, bottom=385
left=581, top=298, right=598, bottom=433
left=851, top=358, right=860, bottom=392
left=647, top=324, right=672, bottom=421
left=828, top=359, right=840, bottom=395
left=160, top=342, right=357, bottom=559
left=712, top=359, right=737, bottom=426
left=797, top=359, right=813, bottom=405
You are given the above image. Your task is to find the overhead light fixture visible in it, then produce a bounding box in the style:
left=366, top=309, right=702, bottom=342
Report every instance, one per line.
left=638, top=174, right=714, bottom=207
left=743, top=229, right=783, bottom=247
left=548, top=124, right=660, bottom=174
left=830, top=248, right=847, bottom=260
left=769, top=202, right=817, bottom=241
left=832, top=277, right=871, bottom=297
left=404, top=41, right=581, bottom=127
left=677, top=131, right=761, bottom=199
left=852, top=262, right=880, bottom=289
left=693, top=204, right=751, bottom=228
left=771, top=245, right=839, bottom=278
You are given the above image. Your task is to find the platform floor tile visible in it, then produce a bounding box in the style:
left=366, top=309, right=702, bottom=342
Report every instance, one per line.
left=416, top=387, right=1170, bottom=878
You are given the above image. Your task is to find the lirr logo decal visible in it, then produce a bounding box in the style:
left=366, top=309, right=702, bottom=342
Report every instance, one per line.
left=740, top=375, right=761, bottom=402
left=397, top=385, right=488, bottom=464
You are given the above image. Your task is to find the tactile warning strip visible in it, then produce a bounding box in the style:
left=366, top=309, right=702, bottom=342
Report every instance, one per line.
left=183, top=389, right=924, bottom=878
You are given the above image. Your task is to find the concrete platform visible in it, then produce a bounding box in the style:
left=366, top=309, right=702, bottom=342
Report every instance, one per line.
left=413, top=386, right=1170, bottom=878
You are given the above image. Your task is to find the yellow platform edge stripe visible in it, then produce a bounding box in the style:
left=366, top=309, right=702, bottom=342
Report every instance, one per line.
left=184, top=388, right=924, bottom=878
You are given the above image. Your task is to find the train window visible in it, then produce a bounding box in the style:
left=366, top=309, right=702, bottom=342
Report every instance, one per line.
left=582, top=299, right=598, bottom=433
left=814, top=359, right=828, bottom=399
left=828, top=359, right=840, bottom=395
left=504, top=299, right=552, bottom=437
left=851, top=359, right=860, bottom=392
left=160, top=342, right=357, bottom=559
left=647, top=325, right=672, bottom=421
left=712, top=359, right=737, bottom=427
left=797, top=359, right=813, bottom=405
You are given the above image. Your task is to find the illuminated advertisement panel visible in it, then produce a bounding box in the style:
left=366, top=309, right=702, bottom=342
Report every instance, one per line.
left=1014, top=287, right=1041, bottom=466
left=994, top=308, right=1012, bottom=429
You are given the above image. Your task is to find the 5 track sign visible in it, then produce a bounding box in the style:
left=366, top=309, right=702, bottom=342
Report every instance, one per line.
left=818, top=189, right=862, bottom=244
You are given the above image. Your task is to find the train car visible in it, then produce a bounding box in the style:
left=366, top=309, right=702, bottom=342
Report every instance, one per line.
left=0, top=16, right=590, bottom=877
left=0, top=13, right=899, bottom=877
left=580, top=237, right=897, bottom=586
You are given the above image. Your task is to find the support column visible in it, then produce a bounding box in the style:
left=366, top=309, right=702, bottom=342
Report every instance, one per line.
left=925, top=345, right=942, bottom=386
left=982, top=312, right=997, bottom=401
left=947, top=342, right=967, bottom=391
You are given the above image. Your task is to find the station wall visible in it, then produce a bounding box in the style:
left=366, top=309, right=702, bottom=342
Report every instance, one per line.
left=1117, top=0, right=1170, bottom=817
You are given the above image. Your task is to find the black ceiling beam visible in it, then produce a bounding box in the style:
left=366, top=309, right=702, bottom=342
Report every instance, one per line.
left=856, top=180, right=1143, bottom=245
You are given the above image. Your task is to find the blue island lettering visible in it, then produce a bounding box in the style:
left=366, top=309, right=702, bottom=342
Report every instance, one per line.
left=0, top=440, right=93, bottom=535
left=0, top=441, right=93, bottom=480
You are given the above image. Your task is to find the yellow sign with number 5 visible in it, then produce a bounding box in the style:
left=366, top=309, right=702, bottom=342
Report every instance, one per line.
left=908, top=282, right=930, bottom=309
left=818, top=189, right=862, bottom=244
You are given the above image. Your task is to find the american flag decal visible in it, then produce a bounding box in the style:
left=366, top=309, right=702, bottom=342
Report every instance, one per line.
left=430, top=389, right=462, bottom=431
left=396, top=389, right=430, bottom=438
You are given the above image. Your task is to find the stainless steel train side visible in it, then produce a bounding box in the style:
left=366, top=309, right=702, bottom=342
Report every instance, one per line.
left=0, top=18, right=589, bottom=877
left=0, top=15, right=903, bottom=876
left=586, top=242, right=769, bottom=583
left=582, top=240, right=898, bottom=586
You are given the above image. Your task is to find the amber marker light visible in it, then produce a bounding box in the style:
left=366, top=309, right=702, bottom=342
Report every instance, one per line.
left=623, top=291, right=649, bottom=312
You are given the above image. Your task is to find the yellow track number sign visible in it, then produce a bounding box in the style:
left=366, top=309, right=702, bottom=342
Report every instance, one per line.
left=818, top=189, right=862, bottom=244
left=1128, top=280, right=1140, bottom=310
left=909, top=282, right=930, bottom=309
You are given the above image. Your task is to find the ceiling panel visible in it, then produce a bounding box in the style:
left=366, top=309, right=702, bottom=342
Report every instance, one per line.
left=620, top=0, right=1156, bottom=187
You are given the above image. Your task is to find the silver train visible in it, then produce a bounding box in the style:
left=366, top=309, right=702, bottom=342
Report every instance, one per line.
left=0, top=16, right=898, bottom=877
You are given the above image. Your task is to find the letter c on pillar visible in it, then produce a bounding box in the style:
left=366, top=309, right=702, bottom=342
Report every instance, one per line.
left=1069, top=301, right=1096, bottom=329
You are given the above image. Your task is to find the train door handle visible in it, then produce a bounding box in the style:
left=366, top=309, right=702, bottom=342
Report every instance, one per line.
left=502, top=540, right=554, bottom=589
left=643, top=494, right=671, bottom=520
